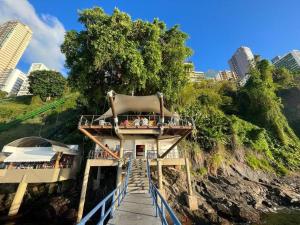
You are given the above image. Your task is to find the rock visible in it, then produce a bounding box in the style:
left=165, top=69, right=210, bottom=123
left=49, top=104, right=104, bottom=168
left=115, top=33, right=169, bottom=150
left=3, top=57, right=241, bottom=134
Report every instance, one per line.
left=161, top=155, right=300, bottom=225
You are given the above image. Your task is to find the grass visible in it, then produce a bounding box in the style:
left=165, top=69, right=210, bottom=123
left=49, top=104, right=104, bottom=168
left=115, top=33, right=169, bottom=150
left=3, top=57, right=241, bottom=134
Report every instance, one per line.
left=0, top=93, right=81, bottom=149
left=198, top=167, right=208, bottom=177
left=245, top=152, right=274, bottom=173
left=0, top=95, right=45, bottom=123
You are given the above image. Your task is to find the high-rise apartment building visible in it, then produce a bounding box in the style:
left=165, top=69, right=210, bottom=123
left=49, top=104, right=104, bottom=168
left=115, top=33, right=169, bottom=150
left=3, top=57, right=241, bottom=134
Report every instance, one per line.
left=0, top=21, right=32, bottom=73
left=272, top=50, right=300, bottom=72
left=0, top=69, right=26, bottom=95
left=228, top=46, right=255, bottom=79
left=215, top=70, right=237, bottom=81
left=184, top=62, right=205, bottom=83
left=17, top=63, right=49, bottom=96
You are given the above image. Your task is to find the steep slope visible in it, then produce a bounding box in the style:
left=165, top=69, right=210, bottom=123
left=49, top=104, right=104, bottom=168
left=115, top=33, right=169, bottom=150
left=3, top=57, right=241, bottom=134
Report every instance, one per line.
left=0, top=93, right=82, bottom=148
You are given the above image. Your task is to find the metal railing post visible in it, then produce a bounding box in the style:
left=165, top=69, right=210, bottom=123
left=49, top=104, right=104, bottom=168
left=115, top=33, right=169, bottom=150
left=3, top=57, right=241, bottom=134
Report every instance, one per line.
left=98, top=202, right=105, bottom=225
left=110, top=192, right=115, bottom=218
left=118, top=187, right=120, bottom=206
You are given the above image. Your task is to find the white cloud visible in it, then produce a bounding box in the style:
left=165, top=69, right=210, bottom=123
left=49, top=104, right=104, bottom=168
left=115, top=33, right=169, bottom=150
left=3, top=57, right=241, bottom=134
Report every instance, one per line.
left=0, top=0, right=66, bottom=72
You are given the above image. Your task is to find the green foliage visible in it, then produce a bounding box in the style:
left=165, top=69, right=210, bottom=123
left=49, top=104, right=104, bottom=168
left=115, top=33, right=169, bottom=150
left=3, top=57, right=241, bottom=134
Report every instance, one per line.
left=0, top=90, right=7, bottom=99
left=0, top=96, right=44, bottom=122
left=273, top=67, right=294, bottom=88
left=177, top=81, right=235, bottom=150
left=245, top=152, right=274, bottom=173
left=61, top=7, right=192, bottom=110
left=0, top=92, right=80, bottom=148
left=177, top=62, right=300, bottom=172
left=238, top=60, right=299, bottom=145
left=231, top=116, right=272, bottom=158
left=29, top=70, right=67, bottom=101
left=197, top=167, right=208, bottom=177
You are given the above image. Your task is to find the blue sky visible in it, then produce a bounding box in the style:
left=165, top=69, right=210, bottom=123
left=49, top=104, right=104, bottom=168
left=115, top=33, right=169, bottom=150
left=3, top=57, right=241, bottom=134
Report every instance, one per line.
left=2, top=0, right=300, bottom=74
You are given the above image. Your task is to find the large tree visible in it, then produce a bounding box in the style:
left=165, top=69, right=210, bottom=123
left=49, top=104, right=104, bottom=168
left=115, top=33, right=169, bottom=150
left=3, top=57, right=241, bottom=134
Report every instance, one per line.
left=29, top=70, right=66, bottom=101
left=61, top=7, right=192, bottom=110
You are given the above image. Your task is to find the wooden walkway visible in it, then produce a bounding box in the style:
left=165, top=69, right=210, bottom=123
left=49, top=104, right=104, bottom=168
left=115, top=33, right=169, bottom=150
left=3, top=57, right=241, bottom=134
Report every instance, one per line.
left=107, top=192, right=160, bottom=225
left=108, top=159, right=161, bottom=225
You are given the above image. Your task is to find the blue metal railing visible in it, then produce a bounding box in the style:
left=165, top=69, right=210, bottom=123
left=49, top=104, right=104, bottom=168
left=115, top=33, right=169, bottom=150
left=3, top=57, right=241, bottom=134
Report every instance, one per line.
left=78, top=158, right=132, bottom=225
left=146, top=158, right=182, bottom=225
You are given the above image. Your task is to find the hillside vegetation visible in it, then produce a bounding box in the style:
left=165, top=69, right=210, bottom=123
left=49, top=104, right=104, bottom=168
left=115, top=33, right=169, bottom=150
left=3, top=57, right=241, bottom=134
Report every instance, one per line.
left=0, top=93, right=82, bottom=149
left=60, top=7, right=300, bottom=175
left=177, top=60, right=300, bottom=175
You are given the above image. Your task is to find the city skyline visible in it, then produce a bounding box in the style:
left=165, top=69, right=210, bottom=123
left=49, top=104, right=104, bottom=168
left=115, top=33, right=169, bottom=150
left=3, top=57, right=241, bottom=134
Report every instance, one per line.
left=0, top=0, right=300, bottom=74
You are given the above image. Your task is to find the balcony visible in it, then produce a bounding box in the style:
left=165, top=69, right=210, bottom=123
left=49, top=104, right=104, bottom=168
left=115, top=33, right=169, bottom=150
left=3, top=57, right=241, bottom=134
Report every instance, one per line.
left=78, top=114, right=194, bottom=137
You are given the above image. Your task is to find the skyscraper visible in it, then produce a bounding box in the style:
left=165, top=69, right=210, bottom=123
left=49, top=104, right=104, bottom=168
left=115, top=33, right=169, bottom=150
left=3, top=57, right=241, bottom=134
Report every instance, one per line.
left=0, top=21, right=32, bottom=73
left=228, top=46, right=255, bottom=79
left=272, top=50, right=300, bottom=72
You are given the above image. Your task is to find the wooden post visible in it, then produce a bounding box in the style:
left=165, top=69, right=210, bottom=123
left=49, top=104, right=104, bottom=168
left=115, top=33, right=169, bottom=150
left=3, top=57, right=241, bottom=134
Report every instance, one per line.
left=185, top=157, right=198, bottom=210
left=156, top=139, right=160, bottom=158
left=79, top=128, right=119, bottom=159
left=8, top=175, right=28, bottom=216
left=54, top=152, right=62, bottom=168
left=185, top=157, right=193, bottom=195
left=77, top=160, right=91, bottom=222
left=116, top=139, right=124, bottom=187
left=157, top=159, right=163, bottom=189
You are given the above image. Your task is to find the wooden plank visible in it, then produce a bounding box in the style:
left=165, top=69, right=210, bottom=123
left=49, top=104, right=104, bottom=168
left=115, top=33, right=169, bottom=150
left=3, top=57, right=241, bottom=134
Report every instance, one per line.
left=79, top=128, right=120, bottom=160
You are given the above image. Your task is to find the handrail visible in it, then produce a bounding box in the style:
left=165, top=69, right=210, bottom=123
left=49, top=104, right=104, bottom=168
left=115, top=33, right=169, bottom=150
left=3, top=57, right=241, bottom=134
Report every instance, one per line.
left=78, top=114, right=194, bottom=128
left=146, top=158, right=182, bottom=225
left=77, top=157, right=132, bottom=225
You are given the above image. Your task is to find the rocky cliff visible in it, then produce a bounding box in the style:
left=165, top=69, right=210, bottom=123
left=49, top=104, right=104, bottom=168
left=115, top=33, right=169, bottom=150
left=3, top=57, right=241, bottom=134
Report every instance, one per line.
left=159, top=146, right=300, bottom=225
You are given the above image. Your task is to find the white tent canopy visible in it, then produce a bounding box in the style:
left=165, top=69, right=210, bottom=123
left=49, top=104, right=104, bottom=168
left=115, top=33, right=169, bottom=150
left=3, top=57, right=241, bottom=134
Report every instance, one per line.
left=3, top=137, right=78, bottom=155
left=1, top=137, right=79, bottom=163
left=3, top=147, right=56, bottom=163
left=99, top=93, right=174, bottom=119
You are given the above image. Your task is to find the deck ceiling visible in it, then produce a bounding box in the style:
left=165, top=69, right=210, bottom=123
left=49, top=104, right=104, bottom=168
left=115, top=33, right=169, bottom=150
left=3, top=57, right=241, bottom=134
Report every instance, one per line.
left=79, top=125, right=192, bottom=138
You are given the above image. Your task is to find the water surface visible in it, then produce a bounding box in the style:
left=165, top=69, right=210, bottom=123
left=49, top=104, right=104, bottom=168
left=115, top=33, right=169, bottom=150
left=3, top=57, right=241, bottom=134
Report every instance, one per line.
left=253, top=209, right=300, bottom=225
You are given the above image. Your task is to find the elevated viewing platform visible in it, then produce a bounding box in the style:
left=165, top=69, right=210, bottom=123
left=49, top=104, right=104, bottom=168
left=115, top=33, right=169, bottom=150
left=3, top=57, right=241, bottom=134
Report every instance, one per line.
left=76, top=91, right=197, bottom=222
left=78, top=114, right=194, bottom=137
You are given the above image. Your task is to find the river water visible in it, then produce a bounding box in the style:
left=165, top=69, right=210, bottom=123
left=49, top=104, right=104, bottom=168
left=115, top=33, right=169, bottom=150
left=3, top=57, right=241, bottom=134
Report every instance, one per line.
left=252, top=209, right=300, bottom=225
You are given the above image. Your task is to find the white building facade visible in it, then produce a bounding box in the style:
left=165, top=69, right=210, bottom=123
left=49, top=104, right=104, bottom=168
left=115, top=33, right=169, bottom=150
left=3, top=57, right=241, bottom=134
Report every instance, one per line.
left=272, top=50, right=300, bottom=72
left=95, top=137, right=180, bottom=159
left=0, top=69, right=26, bottom=95
left=228, top=46, right=255, bottom=79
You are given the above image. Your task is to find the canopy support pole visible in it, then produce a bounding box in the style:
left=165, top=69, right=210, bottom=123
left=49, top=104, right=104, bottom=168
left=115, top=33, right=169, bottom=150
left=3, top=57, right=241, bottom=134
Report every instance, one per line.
left=108, top=91, right=118, bottom=126
left=158, top=92, right=164, bottom=123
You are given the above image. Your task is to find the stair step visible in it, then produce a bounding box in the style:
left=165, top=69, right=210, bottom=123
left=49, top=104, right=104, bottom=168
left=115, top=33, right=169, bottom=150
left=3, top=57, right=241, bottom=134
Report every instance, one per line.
left=127, top=187, right=149, bottom=191
left=129, top=178, right=148, bottom=182
left=128, top=184, right=149, bottom=187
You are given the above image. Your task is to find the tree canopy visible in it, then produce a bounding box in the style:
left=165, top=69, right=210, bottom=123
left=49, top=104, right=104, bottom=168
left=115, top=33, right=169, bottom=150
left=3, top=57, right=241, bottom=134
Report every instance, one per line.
left=0, top=90, right=7, bottom=99
left=61, top=7, right=192, bottom=110
left=29, top=70, right=66, bottom=101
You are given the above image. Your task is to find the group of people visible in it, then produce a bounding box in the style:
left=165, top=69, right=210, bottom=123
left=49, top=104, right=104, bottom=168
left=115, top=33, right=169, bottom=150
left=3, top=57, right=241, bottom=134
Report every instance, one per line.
left=0, top=155, right=74, bottom=170
left=133, top=116, right=149, bottom=126
left=120, top=116, right=149, bottom=127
